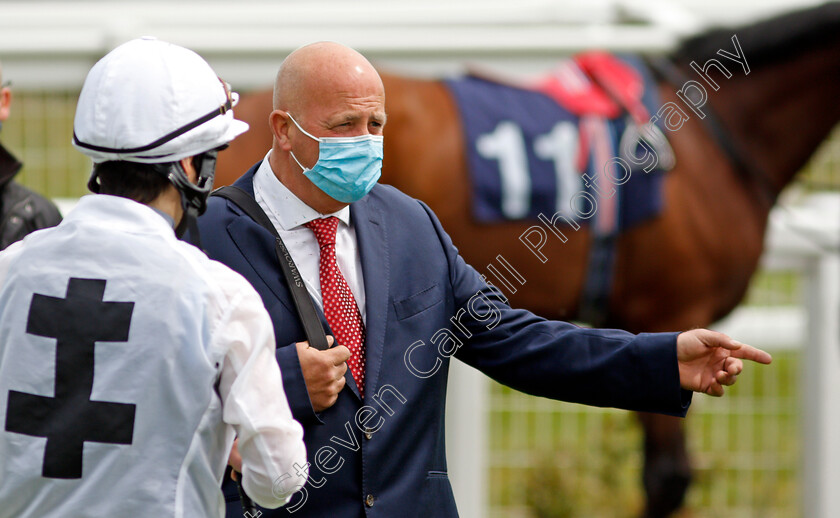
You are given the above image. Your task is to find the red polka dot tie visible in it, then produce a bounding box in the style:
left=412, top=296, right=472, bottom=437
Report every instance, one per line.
left=305, top=217, right=366, bottom=398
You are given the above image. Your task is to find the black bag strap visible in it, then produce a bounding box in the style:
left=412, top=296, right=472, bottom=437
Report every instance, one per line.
left=211, top=186, right=330, bottom=351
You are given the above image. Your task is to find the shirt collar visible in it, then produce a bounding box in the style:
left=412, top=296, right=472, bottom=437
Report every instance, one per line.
left=150, top=207, right=176, bottom=228
left=254, top=151, right=351, bottom=230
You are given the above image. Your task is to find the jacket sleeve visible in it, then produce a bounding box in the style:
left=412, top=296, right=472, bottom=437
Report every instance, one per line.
left=275, top=343, right=324, bottom=425
left=415, top=200, right=692, bottom=417
left=0, top=183, right=62, bottom=250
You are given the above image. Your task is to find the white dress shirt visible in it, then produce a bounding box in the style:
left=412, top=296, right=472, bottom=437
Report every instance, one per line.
left=253, top=151, right=367, bottom=323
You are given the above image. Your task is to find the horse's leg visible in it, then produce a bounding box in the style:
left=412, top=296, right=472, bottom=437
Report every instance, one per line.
left=637, top=412, right=691, bottom=518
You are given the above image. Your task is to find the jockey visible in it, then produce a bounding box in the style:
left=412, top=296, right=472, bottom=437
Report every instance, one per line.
left=0, top=37, right=306, bottom=517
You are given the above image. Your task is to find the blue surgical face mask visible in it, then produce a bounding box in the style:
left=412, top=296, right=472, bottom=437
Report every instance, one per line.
left=287, top=113, right=383, bottom=204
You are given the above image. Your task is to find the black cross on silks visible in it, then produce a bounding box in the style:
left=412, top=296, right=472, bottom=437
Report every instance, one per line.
left=4, top=278, right=136, bottom=479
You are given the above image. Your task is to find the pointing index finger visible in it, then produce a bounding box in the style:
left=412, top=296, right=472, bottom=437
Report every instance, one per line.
left=729, top=342, right=772, bottom=365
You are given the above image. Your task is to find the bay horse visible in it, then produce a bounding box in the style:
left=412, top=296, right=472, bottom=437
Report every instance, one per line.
left=215, top=4, right=840, bottom=517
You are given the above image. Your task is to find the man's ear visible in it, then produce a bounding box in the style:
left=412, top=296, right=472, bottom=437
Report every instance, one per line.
left=269, top=109, right=292, bottom=150
left=0, top=88, right=12, bottom=122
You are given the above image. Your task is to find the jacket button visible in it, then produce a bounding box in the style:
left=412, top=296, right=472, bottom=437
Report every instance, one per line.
left=365, top=494, right=375, bottom=507
left=365, top=430, right=373, bottom=440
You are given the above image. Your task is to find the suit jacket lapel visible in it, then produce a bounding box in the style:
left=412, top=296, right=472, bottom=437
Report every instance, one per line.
left=351, top=194, right=389, bottom=402
left=229, top=167, right=363, bottom=401
left=227, top=169, right=296, bottom=316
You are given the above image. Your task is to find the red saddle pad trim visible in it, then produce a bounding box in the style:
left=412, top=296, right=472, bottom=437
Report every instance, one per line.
left=531, top=51, right=650, bottom=123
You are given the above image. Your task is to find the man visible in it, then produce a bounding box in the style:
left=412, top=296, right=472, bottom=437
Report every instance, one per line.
left=0, top=62, right=62, bottom=249
left=199, top=41, right=772, bottom=518
left=0, top=38, right=306, bottom=517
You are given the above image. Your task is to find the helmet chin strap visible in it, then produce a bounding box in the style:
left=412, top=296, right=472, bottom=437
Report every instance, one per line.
left=174, top=193, right=201, bottom=245
left=169, top=149, right=219, bottom=249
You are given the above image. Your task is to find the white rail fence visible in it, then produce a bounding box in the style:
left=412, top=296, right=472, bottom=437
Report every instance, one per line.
left=0, top=0, right=826, bottom=89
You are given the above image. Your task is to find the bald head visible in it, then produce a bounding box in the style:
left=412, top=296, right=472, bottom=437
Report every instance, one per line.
left=273, top=42, right=383, bottom=113
left=267, top=41, right=386, bottom=214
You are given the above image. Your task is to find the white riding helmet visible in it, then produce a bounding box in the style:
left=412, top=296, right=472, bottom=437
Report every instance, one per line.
left=72, top=36, right=248, bottom=164
left=72, top=37, right=248, bottom=247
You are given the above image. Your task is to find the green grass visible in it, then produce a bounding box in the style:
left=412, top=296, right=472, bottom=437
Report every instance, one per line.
left=487, top=351, right=801, bottom=518
left=743, top=270, right=802, bottom=307
left=2, top=90, right=91, bottom=199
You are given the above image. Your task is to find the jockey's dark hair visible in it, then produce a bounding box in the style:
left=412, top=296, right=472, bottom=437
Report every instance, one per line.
left=672, top=2, right=840, bottom=67
left=93, top=161, right=175, bottom=205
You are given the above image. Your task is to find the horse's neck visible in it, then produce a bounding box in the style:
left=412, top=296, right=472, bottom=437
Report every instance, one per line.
left=705, top=41, right=840, bottom=196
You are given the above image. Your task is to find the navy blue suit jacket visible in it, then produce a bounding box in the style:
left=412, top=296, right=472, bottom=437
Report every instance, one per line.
left=198, top=164, right=690, bottom=518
